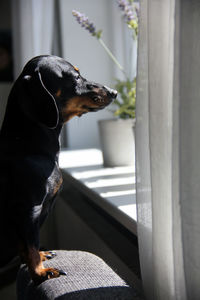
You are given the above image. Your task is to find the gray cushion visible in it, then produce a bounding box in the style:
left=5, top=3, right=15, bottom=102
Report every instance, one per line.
left=17, top=250, right=141, bottom=300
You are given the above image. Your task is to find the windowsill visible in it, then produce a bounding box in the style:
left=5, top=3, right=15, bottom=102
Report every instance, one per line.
left=59, top=148, right=137, bottom=235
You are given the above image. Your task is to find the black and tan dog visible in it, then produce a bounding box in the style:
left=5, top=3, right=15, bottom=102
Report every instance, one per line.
left=0, top=55, right=117, bottom=284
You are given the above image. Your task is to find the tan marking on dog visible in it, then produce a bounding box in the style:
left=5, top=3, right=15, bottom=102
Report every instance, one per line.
left=39, top=251, right=54, bottom=261
left=26, top=247, right=44, bottom=276
left=25, top=247, right=60, bottom=282
left=55, top=89, right=62, bottom=97
left=61, top=96, right=94, bottom=122
left=39, top=251, right=48, bottom=261
left=73, top=66, right=79, bottom=72
left=53, top=176, right=63, bottom=195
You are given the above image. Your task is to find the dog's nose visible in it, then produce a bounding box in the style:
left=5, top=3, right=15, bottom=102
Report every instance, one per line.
left=111, top=89, right=118, bottom=98
left=104, top=86, right=118, bottom=99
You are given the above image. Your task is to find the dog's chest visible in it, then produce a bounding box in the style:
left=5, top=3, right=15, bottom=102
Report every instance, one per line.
left=47, top=162, right=63, bottom=197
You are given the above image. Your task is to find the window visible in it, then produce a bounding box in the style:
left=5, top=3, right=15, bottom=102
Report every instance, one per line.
left=59, top=149, right=137, bottom=235
left=57, top=0, right=138, bottom=234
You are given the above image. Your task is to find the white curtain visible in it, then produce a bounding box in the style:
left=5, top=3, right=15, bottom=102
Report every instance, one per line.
left=136, top=0, right=200, bottom=299
left=11, top=0, right=54, bottom=78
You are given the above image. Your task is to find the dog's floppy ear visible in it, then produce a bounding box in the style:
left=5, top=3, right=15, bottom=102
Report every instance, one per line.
left=19, top=70, right=59, bottom=129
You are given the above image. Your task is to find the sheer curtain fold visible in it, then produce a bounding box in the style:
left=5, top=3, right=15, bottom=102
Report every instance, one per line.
left=136, top=0, right=200, bottom=299
left=11, top=0, right=54, bottom=78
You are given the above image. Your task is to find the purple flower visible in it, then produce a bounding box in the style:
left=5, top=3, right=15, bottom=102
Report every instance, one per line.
left=72, top=10, right=99, bottom=37
left=118, top=0, right=137, bottom=22
left=117, top=0, right=138, bottom=36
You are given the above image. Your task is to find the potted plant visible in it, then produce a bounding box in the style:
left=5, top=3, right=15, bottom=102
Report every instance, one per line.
left=72, top=0, right=138, bottom=167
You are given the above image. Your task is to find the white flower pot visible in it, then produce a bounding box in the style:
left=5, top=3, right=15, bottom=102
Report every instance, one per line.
left=98, top=119, right=135, bottom=167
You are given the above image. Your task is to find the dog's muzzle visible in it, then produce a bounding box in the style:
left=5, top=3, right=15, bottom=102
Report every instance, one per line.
left=104, top=86, right=118, bottom=99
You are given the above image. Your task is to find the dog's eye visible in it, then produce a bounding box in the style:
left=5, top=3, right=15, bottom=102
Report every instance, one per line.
left=93, top=96, right=99, bottom=102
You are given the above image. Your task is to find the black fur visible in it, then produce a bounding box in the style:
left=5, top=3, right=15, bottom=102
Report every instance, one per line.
left=0, top=55, right=117, bottom=282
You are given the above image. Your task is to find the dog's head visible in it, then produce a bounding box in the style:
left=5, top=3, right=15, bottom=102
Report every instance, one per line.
left=17, top=55, right=117, bottom=128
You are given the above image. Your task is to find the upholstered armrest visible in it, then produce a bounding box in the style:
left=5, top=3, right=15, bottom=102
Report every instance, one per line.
left=17, top=250, right=141, bottom=299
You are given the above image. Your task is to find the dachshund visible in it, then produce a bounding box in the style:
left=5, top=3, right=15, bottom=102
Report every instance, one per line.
left=0, top=55, right=117, bottom=284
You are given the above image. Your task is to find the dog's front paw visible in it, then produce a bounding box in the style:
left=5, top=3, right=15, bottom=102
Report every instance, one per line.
left=33, top=267, right=67, bottom=284
left=45, top=267, right=67, bottom=279
left=39, top=251, right=57, bottom=261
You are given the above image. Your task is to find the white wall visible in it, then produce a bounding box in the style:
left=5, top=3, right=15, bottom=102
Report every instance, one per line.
left=59, top=0, right=128, bottom=149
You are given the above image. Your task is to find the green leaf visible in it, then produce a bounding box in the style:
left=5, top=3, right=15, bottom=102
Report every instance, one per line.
left=113, top=77, right=136, bottom=119
left=95, top=30, right=102, bottom=39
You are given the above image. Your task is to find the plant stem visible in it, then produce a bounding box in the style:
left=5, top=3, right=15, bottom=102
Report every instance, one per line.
left=99, top=38, right=127, bottom=78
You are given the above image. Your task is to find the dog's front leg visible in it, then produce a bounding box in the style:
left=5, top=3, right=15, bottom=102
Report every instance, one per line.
left=19, top=244, right=66, bottom=284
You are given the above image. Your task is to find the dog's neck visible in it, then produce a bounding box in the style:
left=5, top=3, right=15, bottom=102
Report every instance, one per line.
left=0, top=100, right=63, bottom=159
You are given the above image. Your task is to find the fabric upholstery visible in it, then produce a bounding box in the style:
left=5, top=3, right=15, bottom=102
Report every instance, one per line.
left=17, top=250, right=141, bottom=299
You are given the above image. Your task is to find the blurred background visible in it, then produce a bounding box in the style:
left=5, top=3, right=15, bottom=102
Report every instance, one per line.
left=0, top=0, right=137, bottom=149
